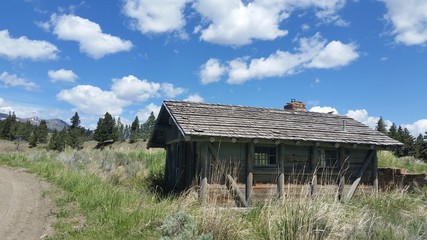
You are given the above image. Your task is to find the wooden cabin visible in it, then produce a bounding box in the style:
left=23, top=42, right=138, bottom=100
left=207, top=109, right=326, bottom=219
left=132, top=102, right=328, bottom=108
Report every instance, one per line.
left=148, top=100, right=401, bottom=205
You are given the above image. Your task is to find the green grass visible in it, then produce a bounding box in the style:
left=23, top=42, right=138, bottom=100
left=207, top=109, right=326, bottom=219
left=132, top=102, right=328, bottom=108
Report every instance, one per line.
left=378, top=150, right=427, bottom=173
left=1, top=149, right=426, bottom=239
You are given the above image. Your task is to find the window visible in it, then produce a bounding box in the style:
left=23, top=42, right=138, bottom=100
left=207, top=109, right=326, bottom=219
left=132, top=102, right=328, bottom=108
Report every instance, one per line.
left=255, top=146, right=277, bottom=166
left=317, top=149, right=338, bottom=168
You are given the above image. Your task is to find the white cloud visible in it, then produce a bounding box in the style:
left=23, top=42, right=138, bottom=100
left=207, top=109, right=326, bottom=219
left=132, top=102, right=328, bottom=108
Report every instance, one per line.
left=51, top=14, right=133, bottom=59
left=57, top=85, right=129, bottom=116
left=309, top=106, right=338, bottom=114
left=306, top=40, right=359, bottom=69
left=0, top=29, right=58, bottom=60
left=193, top=0, right=346, bottom=46
left=224, top=34, right=358, bottom=84
left=0, top=72, right=38, bottom=91
left=193, top=0, right=287, bottom=45
left=48, top=69, right=78, bottom=82
left=111, top=75, right=161, bottom=102
left=199, top=58, right=226, bottom=84
left=122, top=0, right=188, bottom=35
left=184, top=94, right=204, bottom=102
left=161, top=83, right=186, bottom=98
left=382, top=0, right=427, bottom=45
left=344, top=109, right=393, bottom=129
left=137, top=103, right=161, bottom=122
left=403, top=119, right=427, bottom=137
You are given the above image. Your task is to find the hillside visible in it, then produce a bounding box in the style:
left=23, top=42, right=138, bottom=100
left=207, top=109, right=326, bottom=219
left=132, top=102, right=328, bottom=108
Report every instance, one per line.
left=0, top=113, right=69, bottom=131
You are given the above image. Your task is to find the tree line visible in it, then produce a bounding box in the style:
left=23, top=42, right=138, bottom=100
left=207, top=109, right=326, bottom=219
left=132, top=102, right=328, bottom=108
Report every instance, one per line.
left=0, top=111, right=157, bottom=151
left=376, top=117, right=427, bottom=160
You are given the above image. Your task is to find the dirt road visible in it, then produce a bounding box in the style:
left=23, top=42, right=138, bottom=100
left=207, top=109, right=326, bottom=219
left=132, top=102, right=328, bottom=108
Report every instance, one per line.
left=0, top=167, right=55, bottom=239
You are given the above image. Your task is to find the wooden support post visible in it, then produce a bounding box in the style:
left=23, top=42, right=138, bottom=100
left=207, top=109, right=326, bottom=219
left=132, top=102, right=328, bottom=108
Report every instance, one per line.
left=346, top=150, right=375, bottom=201
left=277, top=144, right=285, bottom=198
left=246, top=142, right=254, bottom=206
left=310, top=174, right=317, bottom=197
left=200, top=142, right=208, bottom=204
left=337, top=147, right=346, bottom=202
left=337, top=175, right=345, bottom=202
left=310, top=146, right=318, bottom=197
left=372, top=151, right=378, bottom=195
left=226, top=175, right=248, bottom=207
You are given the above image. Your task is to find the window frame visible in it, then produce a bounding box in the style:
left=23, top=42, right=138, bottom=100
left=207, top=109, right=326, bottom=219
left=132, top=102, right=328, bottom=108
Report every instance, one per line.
left=316, top=148, right=339, bottom=169
left=254, top=145, right=277, bottom=167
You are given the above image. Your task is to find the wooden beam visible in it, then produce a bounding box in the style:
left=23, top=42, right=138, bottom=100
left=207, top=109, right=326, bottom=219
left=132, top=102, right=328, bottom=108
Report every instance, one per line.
left=310, top=174, right=317, bottom=198
left=246, top=142, right=254, bottom=206
left=226, top=175, right=248, bottom=207
left=277, top=144, right=285, bottom=198
left=372, top=151, right=378, bottom=195
left=346, top=150, right=375, bottom=201
left=200, top=142, right=209, bottom=205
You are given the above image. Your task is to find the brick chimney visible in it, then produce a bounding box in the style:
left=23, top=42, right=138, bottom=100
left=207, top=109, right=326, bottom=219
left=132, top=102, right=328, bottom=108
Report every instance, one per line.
left=284, top=99, right=306, bottom=111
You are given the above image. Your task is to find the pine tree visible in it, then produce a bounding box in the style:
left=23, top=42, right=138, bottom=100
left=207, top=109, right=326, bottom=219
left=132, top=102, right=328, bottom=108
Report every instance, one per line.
left=130, top=116, right=140, bottom=143
left=38, top=120, right=48, bottom=143
left=140, top=112, right=156, bottom=141
left=48, top=129, right=58, bottom=150
left=29, top=127, right=38, bottom=148
left=0, top=112, right=17, bottom=140
left=93, top=112, right=118, bottom=143
left=413, top=134, right=425, bottom=159
left=70, top=112, right=81, bottom=129
left=388, top=123, right=398, bottom=139
left=68, top=112, right=83, bottom=149
left=376, top=117, right=387, bottom=134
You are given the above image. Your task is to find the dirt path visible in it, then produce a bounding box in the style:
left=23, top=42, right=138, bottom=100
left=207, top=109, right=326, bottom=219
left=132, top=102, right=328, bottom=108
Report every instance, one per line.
left=0, top=167, right=55, bottom=240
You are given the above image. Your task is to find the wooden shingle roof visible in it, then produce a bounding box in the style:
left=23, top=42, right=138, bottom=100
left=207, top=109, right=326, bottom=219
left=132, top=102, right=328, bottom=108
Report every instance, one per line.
left=148, top=100, right=402, bottom=148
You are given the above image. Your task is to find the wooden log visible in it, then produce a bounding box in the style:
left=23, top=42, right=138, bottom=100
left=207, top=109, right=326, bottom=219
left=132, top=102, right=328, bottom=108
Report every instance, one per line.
left=246, top=142, right=254, bottom=206
left=278, top=144, right=285, bottom=198
left=226, top=174, right=248, bottom=207
left=346, top=150, right=375, bottom=201
left=278, top=173, right=284, bottom=198
left=337, top=175, right=345, bottom=202
left=310, top=174, right=317, bottom=197
left=200, top=142, right=208, bottom=204
left=372, top=151, right=378, bottom=195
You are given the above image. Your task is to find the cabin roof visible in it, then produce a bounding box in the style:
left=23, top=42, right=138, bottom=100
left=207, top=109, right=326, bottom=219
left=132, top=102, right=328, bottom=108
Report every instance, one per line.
left=148, top=100, right=402, bottom=148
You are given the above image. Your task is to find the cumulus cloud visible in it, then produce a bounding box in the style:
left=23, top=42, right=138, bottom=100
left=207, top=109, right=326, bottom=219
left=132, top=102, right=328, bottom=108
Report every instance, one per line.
left=199, top=58, right=226, bottom=84
left=122, top=0, right=188, bottom=35
left=160, top=83, right=186, bottom=98
left=184, top=94, right=204, bottom=102
left=382, top=0, right=427, bottom=45
left=309, top=106, right=338, bottom=114
left=0, top=29, right=58, bottom=60
left=57, top=85, right=129, bottom=116
left=306, top=40, right=359, bottom=68
left=50, top=14, right=133, bottom=59
left=403, top=119, right=427, bottom=137
left=48, top=69, right=78, bottom=82
left=0, top=72, right=38, bottom=91
left=137, top=103, right=161, bottom=122
left=111, top=75, right=161, bottom=102
left=193, top=0, right=346, bottom=46
left=218, top=33, right=358, bottom=84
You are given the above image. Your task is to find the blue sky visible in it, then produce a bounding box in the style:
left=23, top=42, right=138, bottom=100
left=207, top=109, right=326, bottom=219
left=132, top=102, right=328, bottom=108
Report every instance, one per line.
left=0, top=0, right=426, bottom=136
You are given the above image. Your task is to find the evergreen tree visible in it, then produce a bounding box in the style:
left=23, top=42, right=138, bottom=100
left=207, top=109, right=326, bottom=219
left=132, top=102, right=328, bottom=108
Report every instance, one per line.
left=0, top=112, right=17, bottom=140
left=29, top=127, right=38, bottom=148
left=38, top=120, right=48, bottom=143
left=376, top=117, right=387, bottom=134
left=68, top=112, right=83, bottom=149
left=414, top=134, right=425, bottom=159
left=19, top=121, right=32, bottom=141
left=93, top=112, right=118, bottom=142
left=48, top=130, right=58, bottom=150
left=388, top=123, right=398, bottom=139
left=140, top=112, right=156, bottom=141
left=70, top=112, right=81, bottom=129
left=130, top=116, right=140, bottom=143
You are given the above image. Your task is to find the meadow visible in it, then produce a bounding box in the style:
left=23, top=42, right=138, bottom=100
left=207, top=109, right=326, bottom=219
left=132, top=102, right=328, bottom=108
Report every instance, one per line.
left=0, top=141, right=426, bottom=239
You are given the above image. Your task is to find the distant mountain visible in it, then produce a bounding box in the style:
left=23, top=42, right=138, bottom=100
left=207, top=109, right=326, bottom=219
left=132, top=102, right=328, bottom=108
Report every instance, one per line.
left=0, top=113, right=69, bottom=131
